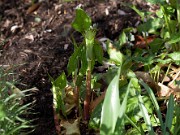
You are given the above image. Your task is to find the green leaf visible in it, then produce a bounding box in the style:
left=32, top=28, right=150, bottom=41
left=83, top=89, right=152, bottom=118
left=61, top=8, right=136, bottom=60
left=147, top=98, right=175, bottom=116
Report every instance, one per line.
left=119, top=31, right=127, bottom=47
left=126, top=96, right=153, bottom=125
left=107, top=43, right=124, bottom=65
left=133, top=55, right=154, bottom=66
left=139, top=80, right=164, bottom=132
left=79, top=46, right=88, bottom=74
left=163, top=94, right=174, bottom=135
left=125, top=114, right=143, bottom=134
left=145, top=0, right=166, bottom=4
left=89, top=101, right=103, bottom=130
left=85, top=28, right=96, bottom=60
left=130, top=5, right=146, bottom=20
left=51, top=72, right=67, bottom=117
left=76, top=73, right=84, bottom=87
left=94, top=41, right=103, bottom=64
left=156, top=58, right=172, bottom=64
left=100, top=67, right=121, bottom=134
left=137, top=18, right=163, bottom=34
left=173, top=103, right=180, bottom=135
left=67, top=45, right=82, bottom=75
left=0, top=103, right=6, bottom=119
left=72, top=8, right=92, bottom=33
left=115, top=78, right=132, bottom=133
left=102, top=68, right=118, bottom=84
left=137, top=93, right=155, bottom=135
left=149, top=38, right=164, bottom=53
left=168, top=52, right=180, bottom=65
left=54, top=72, right=67, bottom=89
left=167, top=33, right=180, bottom=44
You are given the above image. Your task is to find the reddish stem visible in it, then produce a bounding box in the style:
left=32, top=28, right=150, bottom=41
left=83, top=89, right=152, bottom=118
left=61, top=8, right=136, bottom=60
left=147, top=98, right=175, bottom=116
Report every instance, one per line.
left=74, top=86, right=80, bottom=116
left=53, top=108, right=61, bottom=135
left=84, top=69, right=91, bottom=120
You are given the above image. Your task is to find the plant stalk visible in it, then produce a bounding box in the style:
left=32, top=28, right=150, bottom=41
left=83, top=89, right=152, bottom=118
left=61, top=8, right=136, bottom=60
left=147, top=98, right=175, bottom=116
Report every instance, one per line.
left=74, top=86, right=80, bottom=116
left=84, top=61, right=92, bottom=120
left=53, top=108, right=61, bottom=135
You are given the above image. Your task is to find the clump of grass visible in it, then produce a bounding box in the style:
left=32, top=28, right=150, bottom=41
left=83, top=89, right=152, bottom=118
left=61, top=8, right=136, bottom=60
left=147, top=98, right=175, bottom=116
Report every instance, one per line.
left=0, top=66, right=35, bottom=135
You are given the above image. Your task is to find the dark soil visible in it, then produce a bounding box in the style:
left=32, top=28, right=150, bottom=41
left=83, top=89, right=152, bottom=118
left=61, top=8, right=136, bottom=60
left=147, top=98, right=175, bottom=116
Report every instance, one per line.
left=0, top=0, right=153, bottom=134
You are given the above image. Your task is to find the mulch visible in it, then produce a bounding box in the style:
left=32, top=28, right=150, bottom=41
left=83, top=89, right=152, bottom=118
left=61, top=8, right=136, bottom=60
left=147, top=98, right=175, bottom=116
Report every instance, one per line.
left=0, top=0, right=152, bottom=134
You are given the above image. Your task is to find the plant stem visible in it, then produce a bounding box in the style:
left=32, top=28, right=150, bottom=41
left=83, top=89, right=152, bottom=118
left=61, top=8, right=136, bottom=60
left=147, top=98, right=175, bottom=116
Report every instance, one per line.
left=53, top=108, right=61, bottom=135
left=177, top=0, right=180, bottom=29
left=74, top=86, right=80, bottom=116
left=161, top=6, right=171, bottom=35
left=84, top=61, right=92, bottom=120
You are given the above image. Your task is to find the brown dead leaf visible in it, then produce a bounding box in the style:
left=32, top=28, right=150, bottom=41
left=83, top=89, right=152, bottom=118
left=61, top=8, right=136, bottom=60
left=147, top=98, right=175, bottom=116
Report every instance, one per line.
left=61, top=119, right=80, bottom=135
left=63, top=86, right=76, bottom=115
left=168, top=70, right=180, bottom=87
left=26, top=2, right=42, bottom=14
left=134, top=35, right=156, bottom=49
left=160, top=74, right=170, bottom=83
left=90, top=91, right=106, bottom=112
left=168, top=70, right=180, bottom=100
left=135, top=71, right=157, bottom=90
left=158, top=82, right=180, bottom=100
left=64, top=86, right=76, bottom=104
left=158, top=83, right=174, bottom=97
left=135, top=71, right=154, bottom=83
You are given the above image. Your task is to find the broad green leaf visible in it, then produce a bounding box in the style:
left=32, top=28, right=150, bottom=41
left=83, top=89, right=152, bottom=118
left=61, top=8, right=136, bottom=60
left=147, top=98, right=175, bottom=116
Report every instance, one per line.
left=160, top=27, right=170, bottom=39
left=133, top=55, right=154, bottom=66
left=107, top=43, right=124, bottom=65
left=100, top=67, right=121, bottom=135
left=163, top=94, right=174, bottom=135
left=119, top=31, right=127, bottom=48
left=93, top=41, right=103, bottom=64
left=85, top=28, right=96, bottom=46
left=145, top=0, right=166, bottom=4
left=168, top=52, right=180, bottom=65
left=51, top=72, right=67, bottom=117
left=67, top=45, right=82, bottom=75
left=72, top=8, right=92, bottom=33
left=156, top=58, right=172, bottom=64
left=56, top=91, right=66, bottom=117
left=54, top=72, right=67, bottom=89
left=85, top=28, right=96, bottom=60
left=168, top=20, right=177, bottom=34
left=137, top=18, right=163, bottom=34
left=167, top=33, right=180, bottom=44
left=156, top=8, right=164, bottom=18
left=121, top=57, right=132, bottom=75
left=79, top=46, right=88, bottom=74
left=125, top=80, right=153, bottom=124
left=149, top=38, right=164, bottom=53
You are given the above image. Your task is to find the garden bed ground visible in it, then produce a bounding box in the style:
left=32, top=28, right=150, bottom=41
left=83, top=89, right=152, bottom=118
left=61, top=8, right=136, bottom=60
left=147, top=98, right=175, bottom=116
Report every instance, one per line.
left=0, top=0, right=156, bottom=134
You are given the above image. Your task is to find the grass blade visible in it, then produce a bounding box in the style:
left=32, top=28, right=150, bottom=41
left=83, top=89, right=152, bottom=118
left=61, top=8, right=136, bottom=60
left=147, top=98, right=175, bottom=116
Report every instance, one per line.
left=137, top=93, right=155, bottom=135
left=139, top=80, right=164, bottom=131
left=163, top=94, right=174, bottom=135
left=124, top=114, right=144, bottom=134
